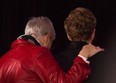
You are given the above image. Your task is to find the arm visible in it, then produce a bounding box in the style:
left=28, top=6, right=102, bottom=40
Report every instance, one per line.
left=34, top=44, right=103, bottom=83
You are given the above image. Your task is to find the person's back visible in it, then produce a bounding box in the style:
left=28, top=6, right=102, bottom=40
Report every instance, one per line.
left=56, top=41, right=87, bottom=72
left=56, top=7, right=96, bottom=73
left=0, top=37, right=47, bottom=83
left=57, top=41, right=116, bottom=83
left=56, top=7, right=116, bottom=83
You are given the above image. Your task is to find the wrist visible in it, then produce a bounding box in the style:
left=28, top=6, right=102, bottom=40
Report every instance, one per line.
left=78, top=54, right=90, bottom=64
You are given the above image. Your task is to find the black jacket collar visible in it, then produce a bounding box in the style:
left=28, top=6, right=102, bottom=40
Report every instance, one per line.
left=18, top=35, right=40, bottom=46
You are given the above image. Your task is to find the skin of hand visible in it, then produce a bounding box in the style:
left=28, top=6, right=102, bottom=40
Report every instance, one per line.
left=79, top=44, right=104, bottom=58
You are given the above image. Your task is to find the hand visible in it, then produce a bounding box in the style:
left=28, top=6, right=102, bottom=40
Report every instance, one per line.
left=79, top=44, right=104, bottom=58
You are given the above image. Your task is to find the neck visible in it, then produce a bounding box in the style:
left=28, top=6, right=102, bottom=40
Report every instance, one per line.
left=87, top=39, right=92, bottom=44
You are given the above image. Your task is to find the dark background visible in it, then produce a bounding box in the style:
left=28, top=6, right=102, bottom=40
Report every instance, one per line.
left=0, top=0, right=116, bottom=82
left=1, top=0, right=116, bottom=56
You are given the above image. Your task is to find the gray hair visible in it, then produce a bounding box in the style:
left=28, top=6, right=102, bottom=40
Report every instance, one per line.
left=25, top=16, right=56, bottom=40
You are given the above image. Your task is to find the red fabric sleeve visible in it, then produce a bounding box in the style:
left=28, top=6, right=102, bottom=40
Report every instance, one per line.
left=34, top=48, right=91, bottom=83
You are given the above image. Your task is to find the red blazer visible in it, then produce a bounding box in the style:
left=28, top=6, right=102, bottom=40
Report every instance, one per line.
left=0, top=39, right=91, bottom=83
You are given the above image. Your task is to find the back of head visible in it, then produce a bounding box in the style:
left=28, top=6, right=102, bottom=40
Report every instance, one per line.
left=64, top=7, right=96, bottom=42
left=25, top=16, right=56, bottom=40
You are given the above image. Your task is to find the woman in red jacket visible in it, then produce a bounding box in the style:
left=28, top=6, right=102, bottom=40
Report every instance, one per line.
left=0, top=16, right=103, bottom=83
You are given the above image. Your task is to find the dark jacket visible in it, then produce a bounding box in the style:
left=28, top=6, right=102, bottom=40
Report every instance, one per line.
left=0, top=36, right=91, bottom=83
left=55, top=41, right=87, bottom=72
left=56, top=41, right=116, bottom=83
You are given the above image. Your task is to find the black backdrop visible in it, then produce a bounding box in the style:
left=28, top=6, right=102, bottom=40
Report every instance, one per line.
left=1, top=0, right=116, bottom=56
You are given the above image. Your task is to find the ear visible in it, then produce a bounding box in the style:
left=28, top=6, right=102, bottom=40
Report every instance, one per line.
left=40, top=34, right=50, bottom=48
left=66, top=33, right=72, bottom=41
left=91, top=28, right=96, bottom=41
left=43, top=34, right=49, bottom=43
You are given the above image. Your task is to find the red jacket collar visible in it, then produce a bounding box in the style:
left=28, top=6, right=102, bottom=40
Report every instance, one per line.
left=11, top=39, right=31, bottom=48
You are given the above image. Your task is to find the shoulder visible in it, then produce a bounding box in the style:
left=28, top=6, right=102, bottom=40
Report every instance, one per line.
left=32, top=46, right=53, bottom=59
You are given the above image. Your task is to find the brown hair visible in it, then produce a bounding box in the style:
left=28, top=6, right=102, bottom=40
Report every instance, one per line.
left=64, top=7, right=96, bottom=42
